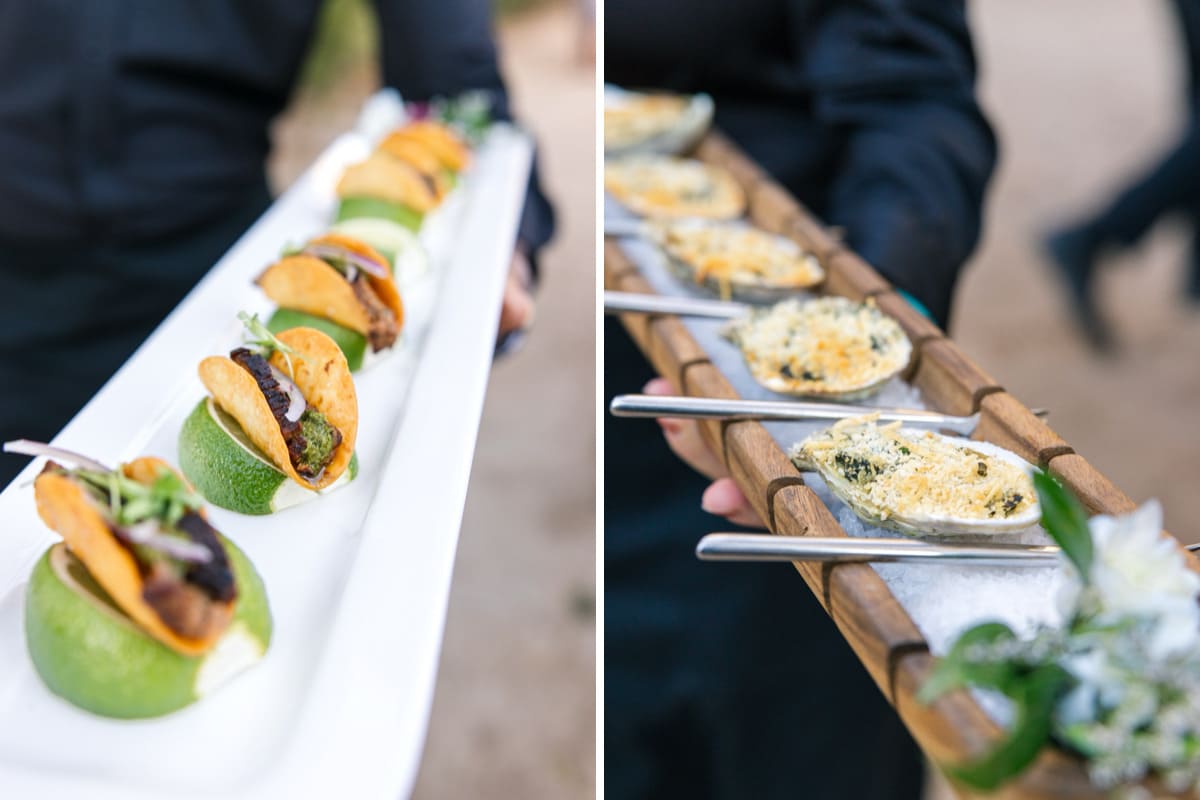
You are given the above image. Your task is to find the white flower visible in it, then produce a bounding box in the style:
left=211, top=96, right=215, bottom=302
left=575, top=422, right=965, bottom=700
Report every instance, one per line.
left=1061, top=500, right=1200, bottom=659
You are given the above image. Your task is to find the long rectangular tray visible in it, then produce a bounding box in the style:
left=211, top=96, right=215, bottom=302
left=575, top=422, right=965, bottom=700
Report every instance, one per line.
left=0, top=99, right=532, bottom=799
left=606, top=129, right=1199, bottom=798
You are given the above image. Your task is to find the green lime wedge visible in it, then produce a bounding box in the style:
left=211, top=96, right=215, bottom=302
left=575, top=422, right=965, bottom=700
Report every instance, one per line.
left=178, top=398, right=358, bottom=515
left=336, top=196, right=423, bottom=231
left=266, top=309, right=367, bottom=372
left=329, top=217, right=430, bottom=283
left=25, top=539, right=272, bottom=719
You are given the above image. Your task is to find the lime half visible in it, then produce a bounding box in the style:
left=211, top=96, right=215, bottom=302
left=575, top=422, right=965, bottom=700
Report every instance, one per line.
left=25, top=539, right=271, bottom=719
left=178, top=398, right=358, bottom=515
left=329, top=217, right=431, bottom=286
left=266, top=309, right=367, bottom=372
left=336, top=196, right=423, bottom=231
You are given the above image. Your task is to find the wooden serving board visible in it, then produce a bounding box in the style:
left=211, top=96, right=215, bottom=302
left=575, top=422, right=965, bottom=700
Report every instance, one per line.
left=605, top=130, right=1198, bottom=799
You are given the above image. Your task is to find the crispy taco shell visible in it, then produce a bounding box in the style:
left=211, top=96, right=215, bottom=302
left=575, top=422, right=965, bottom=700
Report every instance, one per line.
left=198, top=328, right=358, bottom=490
left=257, top=256, right=372, bottom=335
left=33, top=457, right=233, bottom=656
left=337, top=152, right=437, bottom=213
left=378, top=135, right=450, bottom=199
left=308, top=232, right=404, bottom=324
left=390, top=122, right=470, bottom=172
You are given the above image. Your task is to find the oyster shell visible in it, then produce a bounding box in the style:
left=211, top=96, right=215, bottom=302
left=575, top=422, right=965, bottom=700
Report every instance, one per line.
left=652, top=219, right=825, bottom=302
left=604, top=156, right=746, bottom=221
left=790, top=416, right=1041, bottom=537
left=603, top=85, right=714, bottom=157
left=722, top=296, right=912, bottom=400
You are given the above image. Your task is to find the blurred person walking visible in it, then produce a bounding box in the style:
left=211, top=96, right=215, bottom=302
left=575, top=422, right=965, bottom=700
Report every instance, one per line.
left=1046, top=0, right=1200, bottom=351
left=0, top=0, right=553, bottom=486
left=604, top=1, right=996, bottom=798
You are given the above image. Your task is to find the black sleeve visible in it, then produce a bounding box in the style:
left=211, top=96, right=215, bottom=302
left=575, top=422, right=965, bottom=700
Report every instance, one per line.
left=371, top=0, right=556, bottom=271
left=804, top=0, right=997, bottom=327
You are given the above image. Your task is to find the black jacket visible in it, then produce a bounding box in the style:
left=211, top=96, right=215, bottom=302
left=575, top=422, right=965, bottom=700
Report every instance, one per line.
left=0, top=0, right=553, bottom=253
left=606, top=0, right=996, bottom=327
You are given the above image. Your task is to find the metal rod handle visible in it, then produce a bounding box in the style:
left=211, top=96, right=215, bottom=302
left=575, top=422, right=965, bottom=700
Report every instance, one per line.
left=609, top=394, right=979, bottom=434
left=696, top=533, right=1061, bottom=567
left=603, top=291, right=747, bottom=319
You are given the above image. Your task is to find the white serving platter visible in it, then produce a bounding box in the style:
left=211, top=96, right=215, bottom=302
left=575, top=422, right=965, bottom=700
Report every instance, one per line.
left=0, top=101, right=532, bottom=799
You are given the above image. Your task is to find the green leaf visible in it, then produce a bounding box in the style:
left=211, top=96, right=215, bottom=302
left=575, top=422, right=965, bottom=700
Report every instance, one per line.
left=237, top=311, right=302, bottom=376
left=945, top=665, right=1071, bottom=792
left=1033, top=471, right=1093, bottom=580
left=920, top=622, right=1018, bottom=704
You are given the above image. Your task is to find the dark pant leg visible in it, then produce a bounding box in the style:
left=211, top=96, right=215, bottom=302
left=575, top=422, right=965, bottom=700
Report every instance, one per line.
left=1085, top=1, right=1200, bottom=245
left=1088, top=119, right=1200, bottom=246
left=0, top=182, right=271, bottom=486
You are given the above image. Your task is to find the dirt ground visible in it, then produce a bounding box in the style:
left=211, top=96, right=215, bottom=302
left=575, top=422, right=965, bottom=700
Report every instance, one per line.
left=269, top=3, right=596, bottom=799
left=960, top=0, right=1200, bottom=542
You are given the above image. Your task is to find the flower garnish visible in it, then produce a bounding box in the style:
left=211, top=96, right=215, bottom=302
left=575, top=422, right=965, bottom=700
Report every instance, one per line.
left=921, top=473, right=1200, bottom=793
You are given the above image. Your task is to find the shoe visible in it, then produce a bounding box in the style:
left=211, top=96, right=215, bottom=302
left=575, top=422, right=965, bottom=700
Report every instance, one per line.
left=1043, top=227, right=1116, bottom=353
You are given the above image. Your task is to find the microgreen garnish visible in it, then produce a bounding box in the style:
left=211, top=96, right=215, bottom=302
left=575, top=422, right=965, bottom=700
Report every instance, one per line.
left=431, top=90, right=491, bottom=144
left=74, top=467, right=204, bottom=529
left=238, top=311, right=302, bottom=376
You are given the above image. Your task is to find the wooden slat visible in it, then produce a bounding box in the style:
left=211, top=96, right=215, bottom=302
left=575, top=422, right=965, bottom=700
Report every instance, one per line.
left=1046, top=453, right=1137, bottom=516
left=691, top=130, right=768, bottom=194
left=912, top=339, right=1004, bottom=417
left=822, top=248, right=893, bottom=301
left=872, top=290, right=946, bottom=351
left=973, top=392, right=1073, bottom=467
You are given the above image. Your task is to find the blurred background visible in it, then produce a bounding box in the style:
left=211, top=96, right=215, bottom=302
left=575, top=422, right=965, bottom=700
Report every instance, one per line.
left=269, top=1, right=595, bottom=797
left=937, top=1, right=1200, bottom=796
left=956, top=0, right=1200, bottom=543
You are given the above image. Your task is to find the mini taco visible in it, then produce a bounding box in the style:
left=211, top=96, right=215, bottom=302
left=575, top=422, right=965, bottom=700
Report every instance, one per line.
left=3, top=441, right=272, bottom=718
left=378, top=133, right=452, bottom=200
left=196, top=318, right=358, bottom=493
left=336, top=151, right=437, bottom=231
left=388, top=120, right=471, bottom=173
left=32, top=453, right=236, bottom=654
left=257, top=232, right=404, bottom=367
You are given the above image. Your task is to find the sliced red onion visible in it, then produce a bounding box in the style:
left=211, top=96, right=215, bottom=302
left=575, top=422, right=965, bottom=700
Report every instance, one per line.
left=3, top=440, right=109, bottom=472
left=269, top=365, right=307, bottom=423
left=122, top=520, right=213, bottom=564
left=304, top=244, right=390, bottom=280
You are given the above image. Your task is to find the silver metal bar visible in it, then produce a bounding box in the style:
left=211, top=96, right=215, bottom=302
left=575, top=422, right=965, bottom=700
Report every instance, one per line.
left=603, top=218, right=646, bottom=238
left=603, top=291, right=748, bottom=319
left=696, top=533, right=1062, bottom=567
left=609, top=394, right=980, bottom=435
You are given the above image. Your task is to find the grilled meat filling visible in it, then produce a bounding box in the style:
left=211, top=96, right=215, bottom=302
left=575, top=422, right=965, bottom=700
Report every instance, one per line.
left=140, top=559, right=226, bottom=641
left=176, top=512, right=236, bottom=602
left=229, top=347, right=343, bottom=477
left=117, top=512, right=235, bottom=640
left=351, top=277, right=400, bottom=350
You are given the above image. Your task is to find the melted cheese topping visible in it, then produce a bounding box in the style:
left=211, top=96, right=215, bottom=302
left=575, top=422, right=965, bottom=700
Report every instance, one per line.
left=724, top=297, right=911, bottom=397
left=604, top=156, right=745, bottom=220
left=659, top=223, right=825, bottom=292
left=604, top=94, right=689, bottom=150
left=793, top=417, right=1036, bottom=523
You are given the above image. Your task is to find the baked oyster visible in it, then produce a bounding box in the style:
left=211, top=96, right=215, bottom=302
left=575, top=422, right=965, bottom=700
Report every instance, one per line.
left=790, top=415, right=1040, bottom=537
left=654, top=219, right=824, bottom=301
left=604, top=85, right=714, bottom=157
left=604, top=156, right=745, bottom=221
left=722, top=296, right=911, bottom=400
